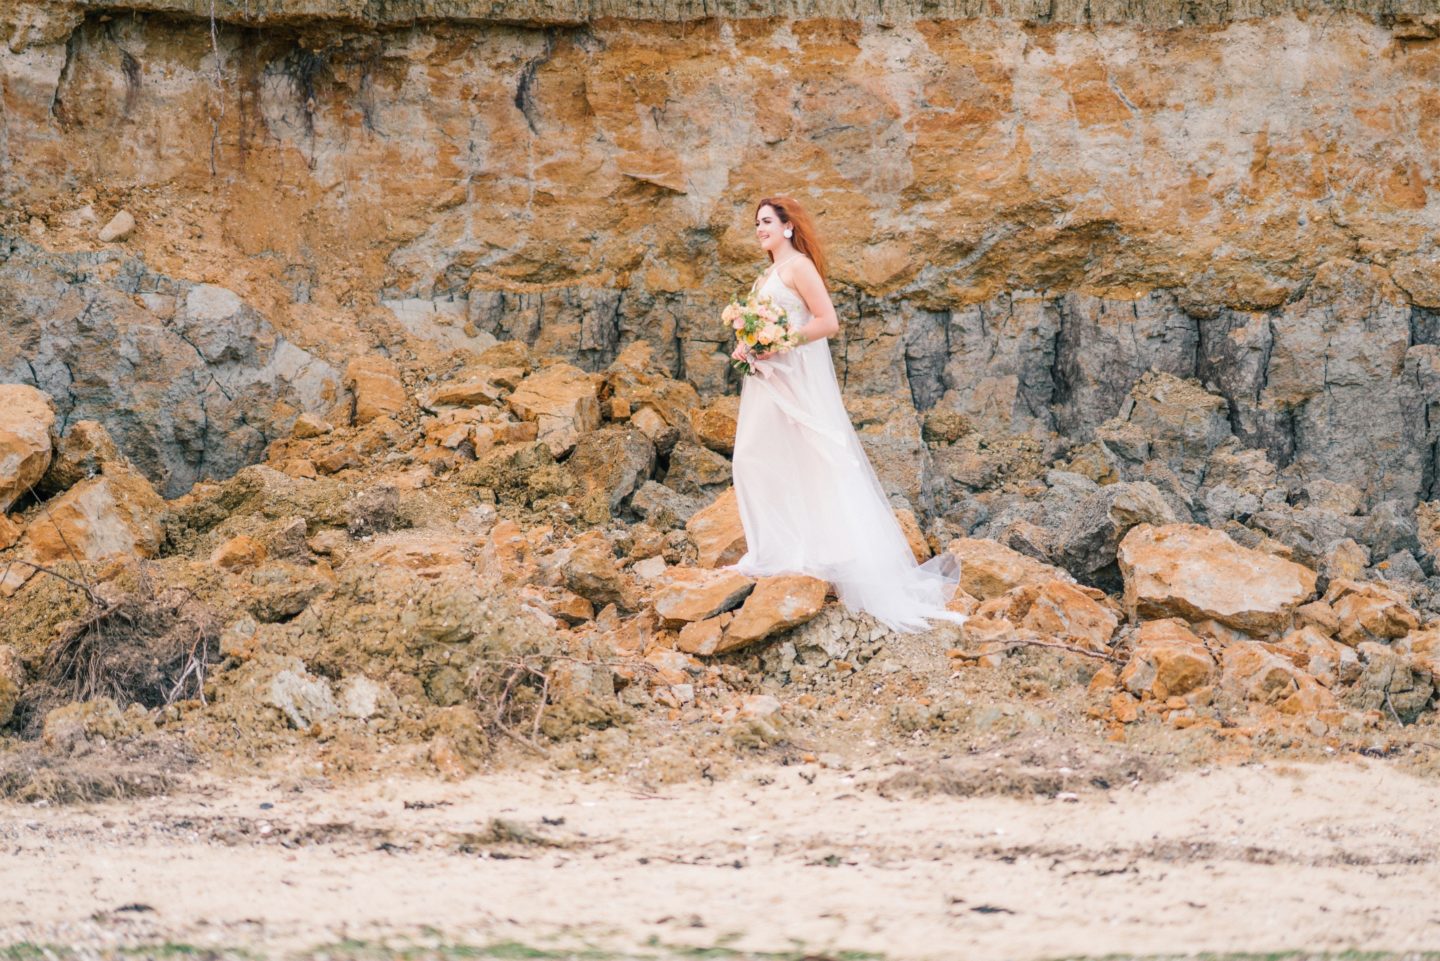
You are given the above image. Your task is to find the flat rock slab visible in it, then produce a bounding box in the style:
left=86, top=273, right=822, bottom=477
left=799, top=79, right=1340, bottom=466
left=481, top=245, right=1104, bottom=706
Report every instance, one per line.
left=1118, top=523, right=1317, bottom=634
left=946, top=537, right=1073, bottom=600
left=652, top=567, right=755, bottom=626
left=717, top=574, right=829, bottom=653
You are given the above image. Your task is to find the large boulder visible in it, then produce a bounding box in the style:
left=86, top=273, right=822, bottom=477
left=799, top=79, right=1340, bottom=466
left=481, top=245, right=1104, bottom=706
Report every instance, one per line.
left=977, top=580, right=1118, bottom=651
left=1274, top=625, right=1361, bottom=689
left=686, top=487, right=747, bottom=569
left=559, top=530, right=636, bottom=611
left=344, top=356, right=408, bottom=425
left=567, top=426, right=656, bottom=511
left=629, top=405, right=680, bottom=455
left=662, top=442, right=732, bottom=498
left=712, top=574, right=828, bottom=654
left=690, top=397, right=740, bottom=455
left=651, top=567, right=755, bottom=627
left=507, top=363, right=602, bottom=457
left=0, top=384, right=57, bottom=513
left=1323, top=579, right=1420, bottom=647
left=946, top=537, right=1074, bottom=601
left=1118, top=524, right=1317, bottom=634
left=1016, top=580, right=1118, bottom=651
left=628, top=481, right=705, bottom=531
left=1221, top=641, right=1335, bottom=714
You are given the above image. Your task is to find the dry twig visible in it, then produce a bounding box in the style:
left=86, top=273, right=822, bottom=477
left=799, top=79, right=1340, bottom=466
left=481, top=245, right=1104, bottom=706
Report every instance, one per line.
left=468, top=652, right=654, bottom=757
left=0, top=558, right=101, bottom=602
left=950, top=637, right=1123, bottom=664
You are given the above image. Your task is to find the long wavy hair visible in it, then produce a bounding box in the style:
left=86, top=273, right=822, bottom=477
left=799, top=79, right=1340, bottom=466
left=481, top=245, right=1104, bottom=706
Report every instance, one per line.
left=755, top=196, right=828, bottom=283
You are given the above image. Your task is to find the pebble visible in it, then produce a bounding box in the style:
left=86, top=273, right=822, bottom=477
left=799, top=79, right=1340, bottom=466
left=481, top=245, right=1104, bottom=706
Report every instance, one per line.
left=98, top=210, right=135, bottom=242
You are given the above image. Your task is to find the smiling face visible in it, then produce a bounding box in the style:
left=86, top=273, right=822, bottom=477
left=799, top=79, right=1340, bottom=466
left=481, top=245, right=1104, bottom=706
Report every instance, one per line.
left=754, top=204, right=786, bottom=254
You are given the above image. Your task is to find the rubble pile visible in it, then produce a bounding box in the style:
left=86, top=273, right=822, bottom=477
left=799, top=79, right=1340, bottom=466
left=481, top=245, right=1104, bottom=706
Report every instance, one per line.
left=2, top=343, right=1439, bottom=784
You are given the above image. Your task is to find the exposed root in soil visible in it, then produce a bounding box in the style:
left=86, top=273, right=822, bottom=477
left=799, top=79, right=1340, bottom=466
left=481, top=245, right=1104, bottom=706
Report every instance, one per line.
left=471, top=656, right=555, bottom=756
left=16, top=567, right=219, bottom=738
left=469, top=654, right=655, bottom=757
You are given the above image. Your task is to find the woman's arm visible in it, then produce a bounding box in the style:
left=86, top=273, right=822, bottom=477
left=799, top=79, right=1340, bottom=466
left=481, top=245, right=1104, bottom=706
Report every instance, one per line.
left=785, top=258, right=839, bottom=342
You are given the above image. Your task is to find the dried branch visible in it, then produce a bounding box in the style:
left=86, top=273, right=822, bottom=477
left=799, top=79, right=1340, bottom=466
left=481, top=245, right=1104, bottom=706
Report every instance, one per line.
left=25, top=481, right=96, bottom=595
left=950, top=637, right=1123, bottom=664
left=468, top=650, right=653, bottom=759
left=0, top=558, right=101, bottom=604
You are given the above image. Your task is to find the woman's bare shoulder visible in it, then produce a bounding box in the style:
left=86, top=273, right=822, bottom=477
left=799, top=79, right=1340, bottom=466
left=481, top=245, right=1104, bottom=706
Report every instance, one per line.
left=782, top=253, right=822, bottom=287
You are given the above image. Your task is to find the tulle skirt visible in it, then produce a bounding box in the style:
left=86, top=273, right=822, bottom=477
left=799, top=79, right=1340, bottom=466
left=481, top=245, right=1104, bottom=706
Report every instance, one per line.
left=727, top=338, right=966, bottom=634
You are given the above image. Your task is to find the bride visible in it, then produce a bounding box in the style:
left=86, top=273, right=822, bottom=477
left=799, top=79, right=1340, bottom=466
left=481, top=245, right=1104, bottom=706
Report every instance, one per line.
left=726, top=195, right=967, bottom=634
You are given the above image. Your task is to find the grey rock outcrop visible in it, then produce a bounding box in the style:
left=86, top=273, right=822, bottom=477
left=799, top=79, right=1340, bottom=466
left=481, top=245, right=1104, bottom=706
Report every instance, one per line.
left=1054, top=481, right=1181, bottom=591
left=0, top=240, right=340, bottom=497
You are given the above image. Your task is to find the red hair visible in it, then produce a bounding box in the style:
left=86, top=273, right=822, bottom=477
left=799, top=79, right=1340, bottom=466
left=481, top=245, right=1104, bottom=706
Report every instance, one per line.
left=755, top=196, right=828, bottom=283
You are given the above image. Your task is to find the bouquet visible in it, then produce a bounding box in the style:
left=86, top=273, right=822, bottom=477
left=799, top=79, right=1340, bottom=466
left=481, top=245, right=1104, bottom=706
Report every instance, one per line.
left=723, top=293, right=804, bottom=376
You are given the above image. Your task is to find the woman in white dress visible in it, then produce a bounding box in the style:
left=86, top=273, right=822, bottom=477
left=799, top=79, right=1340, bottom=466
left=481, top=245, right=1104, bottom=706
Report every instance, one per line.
left=727, top=195, right=966, bottom=634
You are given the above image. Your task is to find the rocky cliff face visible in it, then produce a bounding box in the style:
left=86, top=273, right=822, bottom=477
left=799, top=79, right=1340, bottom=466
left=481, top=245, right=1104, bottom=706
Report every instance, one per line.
left=2, top=2, right=1438, bottom=509
left=10, top=0, right=1440, bottom=34
left=0, top=237, right=339, bottom=496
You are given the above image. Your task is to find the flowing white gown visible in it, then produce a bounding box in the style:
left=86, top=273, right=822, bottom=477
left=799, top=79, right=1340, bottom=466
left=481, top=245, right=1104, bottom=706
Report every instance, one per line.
left=727, top=258, right=967, bottom=634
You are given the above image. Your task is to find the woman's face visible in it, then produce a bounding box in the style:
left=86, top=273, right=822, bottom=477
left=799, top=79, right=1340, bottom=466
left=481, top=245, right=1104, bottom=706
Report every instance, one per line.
left=754, top=205, right=785, bottom=253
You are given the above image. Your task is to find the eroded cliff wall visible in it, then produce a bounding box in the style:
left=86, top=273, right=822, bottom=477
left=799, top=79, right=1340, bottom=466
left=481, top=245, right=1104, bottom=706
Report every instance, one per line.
left=2, top=1, right=1438, bottom=503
